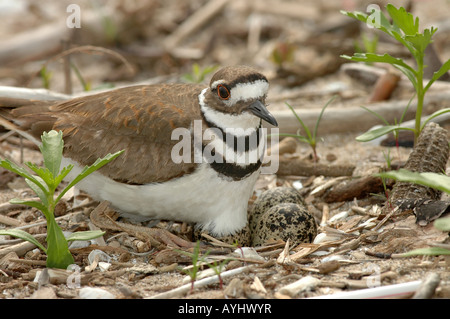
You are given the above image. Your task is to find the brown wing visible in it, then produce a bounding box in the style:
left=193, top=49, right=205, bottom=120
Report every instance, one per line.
left=1, top=84, right=203, bottom=184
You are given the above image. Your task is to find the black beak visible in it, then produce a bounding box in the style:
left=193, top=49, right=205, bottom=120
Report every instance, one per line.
left=248, top=100, right=278, bottom=126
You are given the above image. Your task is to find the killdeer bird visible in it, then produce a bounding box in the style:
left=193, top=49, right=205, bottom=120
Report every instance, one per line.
left=0, top=65, right=278, bottom=237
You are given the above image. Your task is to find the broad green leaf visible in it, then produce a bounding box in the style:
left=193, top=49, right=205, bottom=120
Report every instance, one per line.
left=45, top=217, right=74, bottom=269
left=0, top=229, right=47, bottom=253
left=56, top=150, right=124, bottom=203
left=66, top=230, right=105, bottom=242
left=340, top=10, right=367, bottom=23
left=26, top=163, right=54, bottom=185
left=54, top=164, right=74, bottom=188
left=356, top=125, right=414, bottom=142
left=376, top=169, right=450, bottom=194
left=434, top=217, right=450, bottom=232
left=24, top=178, right=49, bottom=207
left=9, top=198, right=50, bottom=217
left=342, top=7, right=402, bottom=40
left=399, top=247, right=450, bottom=257
left=393, top=64, right=418, bottom=90
left=342, top=53, right=417, bottom=88
left=424, top=58, right=450, bottom=92
left=386, top=4, right=418, bottom=36
left=341, top=53, right=412, bottom=70
left=40, top=130, right=63, bottom=179
left=405, top=28, right=436, bottom=54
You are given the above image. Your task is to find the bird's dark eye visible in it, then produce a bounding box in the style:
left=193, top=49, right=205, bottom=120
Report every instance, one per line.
left=217, top=84, right=230, bottom=100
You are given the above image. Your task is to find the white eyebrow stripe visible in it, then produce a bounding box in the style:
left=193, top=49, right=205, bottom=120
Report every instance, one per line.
left=211, top=80, right=269, bottom=107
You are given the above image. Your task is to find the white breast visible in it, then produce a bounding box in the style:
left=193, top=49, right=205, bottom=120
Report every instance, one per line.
left=61, top=157, right=259, bottom=236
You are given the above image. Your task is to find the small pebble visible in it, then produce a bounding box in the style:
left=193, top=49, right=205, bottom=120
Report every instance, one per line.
left=98, top=261, right=111, bottom=272
left=88, top=249, right=111, bottom=264
left=79, top=287, right=115, bottom=299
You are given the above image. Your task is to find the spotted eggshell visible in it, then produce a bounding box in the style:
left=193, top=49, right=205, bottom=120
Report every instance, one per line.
left=249, top=187, right=306, bottom=234
left=251, top=203, right=317, bottom=246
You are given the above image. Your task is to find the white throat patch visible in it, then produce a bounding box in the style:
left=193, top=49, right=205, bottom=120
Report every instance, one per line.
left=199, top=88, right=260, bottom=133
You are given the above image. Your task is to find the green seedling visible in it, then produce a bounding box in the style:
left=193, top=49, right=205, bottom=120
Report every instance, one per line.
left=375, top=148, right=393, bottom=207
left=341, top=4, right=450, bottom=145
left=177, top=240, right=231, bottom=293
left=270, top=42, right=296, bottom=69
left=359, top=93, right=414, bottom=152
left=181, top=64, right=218, bottom=84
left=0, top=130, right=123, bottom=269
left=177, top=241, right=208, bottom=294
left=205, top=258, right=229, bottom=290
left=277, top=96, right=336, bottom=162
left=71, top=62, right=91, bottom=92
left=354, top=32, right=379, bottom=62
left=39, top=66, right=52, bottom=89
left=376, top=169, right=450, bottom=256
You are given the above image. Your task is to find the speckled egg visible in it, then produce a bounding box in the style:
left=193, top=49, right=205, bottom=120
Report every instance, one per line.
left=249, top=187, right=306, bottom=235
left=251, top=202, right=317, bottom=247
left=194, top=187, right=316, bottom=247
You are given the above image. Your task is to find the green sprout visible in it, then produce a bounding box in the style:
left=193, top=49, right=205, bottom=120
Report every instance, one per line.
left=354, top=32, right=379, bottom=59
left=177, top=240, right=231, bottom=293
left=71, top=62, right=92, bottom=92
left=177, top=241, right=207, bottom=294
left=362, top=93, right=414, bottom=152
left=0, top=130, right=123, bottom=269
left=39, top=66, right=52, bottom=90
left=270, top=42, right=296, bottom=69
left=181, top=64, right=218, bottom=84
left=205, top=258, right=229, bottom=290
left=341, top=4, right=450, bottom=145
left=277, top=96, right=336, bottom=162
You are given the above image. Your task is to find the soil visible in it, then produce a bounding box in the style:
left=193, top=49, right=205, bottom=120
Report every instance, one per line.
left=0, top=0, right=449, bottom=301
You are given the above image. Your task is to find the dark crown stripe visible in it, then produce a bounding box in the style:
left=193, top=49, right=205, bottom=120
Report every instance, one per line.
left=227, top=74, right=268, bottom=90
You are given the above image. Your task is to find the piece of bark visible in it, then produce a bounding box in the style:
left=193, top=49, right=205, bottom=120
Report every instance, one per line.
left=369, top=72, right=401, bottom=102
left=267, top=137, right=298, bottom=156
left=341, top=63, right=387, bottom=86
left=387, top=123, right=450, bottom=224
left=276, top=156, right=355, bottom=177
left=390, top=123, right=449, bottom=204
left=323, top=175, right=392, bottom=203
left=395, top=199, right=450, bottom=226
